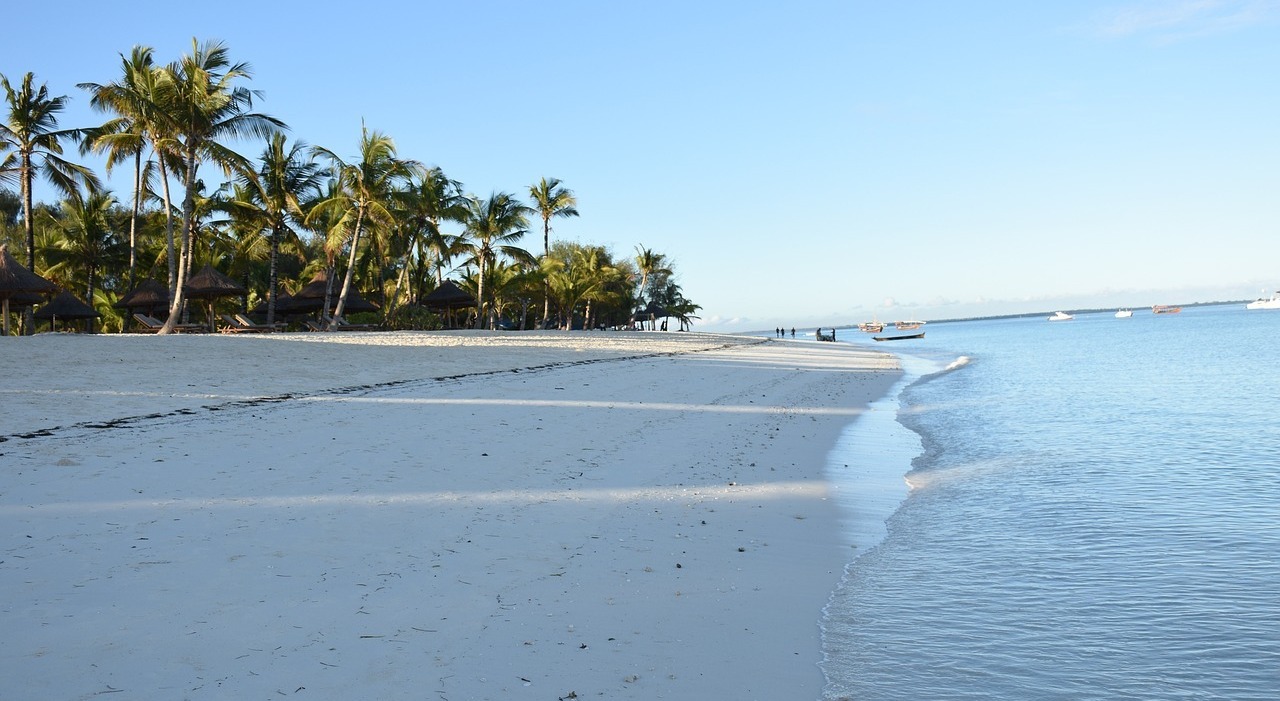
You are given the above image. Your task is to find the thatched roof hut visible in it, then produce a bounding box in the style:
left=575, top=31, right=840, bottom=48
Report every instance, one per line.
left=0, top=243, right=58, bottom=335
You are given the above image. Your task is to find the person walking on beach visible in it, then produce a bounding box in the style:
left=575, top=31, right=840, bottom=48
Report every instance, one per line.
left=790, top=328, right=795, bottom=337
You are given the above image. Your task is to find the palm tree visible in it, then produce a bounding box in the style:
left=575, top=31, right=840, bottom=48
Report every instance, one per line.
left=308, top=126, right=417, bottom=329
left=78, top=46, right=160, bottom=289
left=484, top=260, right=541, bottom=329
left=156, top=39, right=284, bottom=334
left=460, top=192, right=533, bottom=329
left=229, top=133, right=322, bottom=324
left=394, top=166, right=467, bottom=306
left=575, top=245, right=622, bottom=331
left=654, top=279, right=700, bottom=331
left=543, top=242, right=620, bottom=330
left=40, top=188, right=124, bottom=333
left=0, top=72, right=100, bottom=333
left=303, top=178, right=348, bottom=314
left=215, top=180, right=272, bottom=310
left=528, top=177, right=578, bottom=327
left=632, top=245, right=671, bottom=327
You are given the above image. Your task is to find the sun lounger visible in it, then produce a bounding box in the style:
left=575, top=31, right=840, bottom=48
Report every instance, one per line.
left=305, top=316, right=380, bottom=332
left=220, top=314, right=283, bottom=333
left=329, top=315, right=380, bottom=331
left=133, top=313, right=205, bottom=333
left=237, top=314, right=287, bottom=331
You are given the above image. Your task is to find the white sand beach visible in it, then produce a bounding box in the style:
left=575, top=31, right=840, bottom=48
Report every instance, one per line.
left=1, top=331, right=899, bottom=700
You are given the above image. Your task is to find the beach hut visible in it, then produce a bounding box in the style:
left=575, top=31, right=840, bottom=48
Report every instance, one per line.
left=634, top=302, right=669, bottom=330
left=422, top=279, right=476, bottom=329
left=184, top=264, right=248, bottom=332
left=422, top=280, right=476, bottom=309
left=292, top=271, right=380, bottom=316
left=251, top=290, right=298, bottom=316
left=33, top=290, right=101, bottom=332
left=115, top=279, right=170, bottom=312
left=0, top=243, right=59, bottom=336
left=114, top=279, right=171, bottom=330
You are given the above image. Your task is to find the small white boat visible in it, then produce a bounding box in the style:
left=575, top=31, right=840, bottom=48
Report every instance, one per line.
left=1115, top=309, right=1133, bottom=318
left=1246, top=291, right=1280, bottom=310
left=858, top=320, right=885, bottom=333
left=1048, top=311, right=1073, bottom=321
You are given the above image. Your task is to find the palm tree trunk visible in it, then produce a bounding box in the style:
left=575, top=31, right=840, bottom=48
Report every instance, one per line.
left=20, top=153, right=36, bottom=335
left=128, top=150, right=142, bottom=289
left=331, top=208, right=364, bottom=329
left=267, top=223, right=281, bottom=325
left=160, top=152, right=198, bottom=334
left=630, top=271, right=649, bottom=329
left=540, top=219, right=551, bottom=329
left=87, top=269, right=97, bottom=334
left=474, top=255, right=487, bottom=330
left=323, top=262, right=334, bottom=320
left=388, top=258, right=411, bottom=321
left=159, top=157, right=177, bottom=297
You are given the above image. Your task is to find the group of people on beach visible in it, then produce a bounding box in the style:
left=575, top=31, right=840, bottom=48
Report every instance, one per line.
left=774, top=327, right=795, bottom=338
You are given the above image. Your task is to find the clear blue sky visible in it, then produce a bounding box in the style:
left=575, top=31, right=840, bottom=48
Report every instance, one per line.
left=5, top=1, right=1278, bottom=330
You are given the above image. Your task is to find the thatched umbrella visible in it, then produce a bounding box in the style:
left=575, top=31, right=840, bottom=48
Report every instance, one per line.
left=422, top=279, right=476, bottom=309
left=0, top=243, right=58, bottom=336
left=115, top=279, right=170, bottom=313
left=328, top=291, right=378, bottom=314
left=251, top=290, right=297, bottom=316
left=635, top=301, right=669, bottom=330
left=184, top=264, right=248, bottom=331
left=422, top=279, right=476, bottom=328
left=34, top=290, right=100, bottom=332
left=292, top=271, right=379, bottom=316
left=114, top=279, right=170, bottom=329
left=7, top=290, right=45, bottom=307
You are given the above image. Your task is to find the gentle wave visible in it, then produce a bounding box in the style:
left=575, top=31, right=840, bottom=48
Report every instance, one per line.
left=822, top=306, right=1280, bottom=700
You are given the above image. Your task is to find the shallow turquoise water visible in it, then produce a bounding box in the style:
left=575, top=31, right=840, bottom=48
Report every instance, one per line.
left=822, top=305, right=1280, bottom=700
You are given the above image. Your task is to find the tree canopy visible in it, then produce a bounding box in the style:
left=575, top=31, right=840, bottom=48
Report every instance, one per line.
left=1, top=41, right=695, bottom=334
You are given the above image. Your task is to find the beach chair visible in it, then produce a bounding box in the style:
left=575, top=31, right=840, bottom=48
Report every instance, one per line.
left=237, top=314, right=286, bottom=331
left=307, top=315, right=380, bottom=332
left=329, top=314, right=380, bottom=331
left=219, top=314, right=267, bottom=333
left=220, top=314, right=283, bottom=333
left=134, top=312, right=205, bottom=333
left=132, top=313, right=164, bottom=332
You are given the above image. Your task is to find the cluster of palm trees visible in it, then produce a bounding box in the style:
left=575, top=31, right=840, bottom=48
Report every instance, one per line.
left=0, top=39, right=699, bottom=335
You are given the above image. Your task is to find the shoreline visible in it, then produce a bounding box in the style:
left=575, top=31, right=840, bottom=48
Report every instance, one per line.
left=1, top=331, right=900, bottom=699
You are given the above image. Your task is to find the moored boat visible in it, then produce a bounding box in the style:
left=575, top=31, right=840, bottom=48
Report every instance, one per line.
left=858, top=320, right=885, bottom=333
left=1115, top=309, right=1133, bottom=318
left=1048, top=311, right=1073, bottom=321
left=1246, top=291, right=1280, bottom=310
left=872, top=320, right=927, bottom=341
left=873, top=331, right=925, bottom=341
left=1152, top=304, right=1182, bottom=314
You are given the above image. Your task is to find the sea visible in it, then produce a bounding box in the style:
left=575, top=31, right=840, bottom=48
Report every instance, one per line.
left=818, top=304, right=1280, bottom=700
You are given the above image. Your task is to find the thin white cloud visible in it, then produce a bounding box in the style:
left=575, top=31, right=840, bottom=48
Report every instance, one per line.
left=1091, top=0, right=1279, bottom=39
